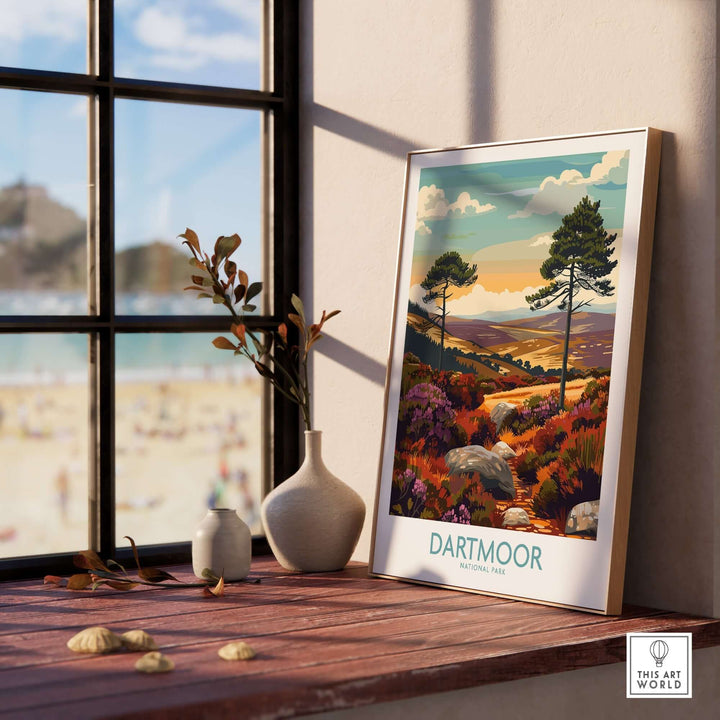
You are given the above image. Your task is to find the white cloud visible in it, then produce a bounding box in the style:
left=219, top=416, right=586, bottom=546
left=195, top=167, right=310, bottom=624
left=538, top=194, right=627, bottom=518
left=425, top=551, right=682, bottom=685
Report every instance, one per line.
left=529, top=234, right=553, bottom=247
left=588, top=150, right=629, bottom=185
left=417, top=184, right=495, bottom=220
left=211, top=0, right=261, bottom=25
left=415, top=220, right=432, bottom=236
left=445, top=283, right=543, bottom=316
left=134, top=4, right=260, bottom=69
left=0, top=0, right=86, bottom=42
left=509, top=151, right=630, bottom=219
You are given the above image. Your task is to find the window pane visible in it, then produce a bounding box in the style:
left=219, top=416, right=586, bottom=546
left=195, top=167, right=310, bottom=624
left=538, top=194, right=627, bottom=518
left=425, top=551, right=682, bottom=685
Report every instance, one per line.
left=114, top=100, right=263, bottom=316
left=0, top=90, right=88, bottom=315
left=114, top=0, right=263, bottom=90
left=0, top=1, right=87, bottom=74
left=115, top=333, right=263, bottom=547
left=0, top=334, right=89, bottom=559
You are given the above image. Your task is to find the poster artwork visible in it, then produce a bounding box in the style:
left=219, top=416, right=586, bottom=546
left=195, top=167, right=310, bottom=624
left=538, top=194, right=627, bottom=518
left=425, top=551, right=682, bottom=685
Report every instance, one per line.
left=390, top=151, right=630, bottom=540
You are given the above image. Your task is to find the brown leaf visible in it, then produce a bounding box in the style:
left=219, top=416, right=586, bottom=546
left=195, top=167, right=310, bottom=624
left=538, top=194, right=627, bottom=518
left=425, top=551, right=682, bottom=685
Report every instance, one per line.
left=203, top=576, right=225, bottom=597
left=234, top=284, right=246, bottom=304
left=277, top=323, right=287, bottom=343
left=73, top=550, right=110, bottom=572
left=287, top=313, right=304, bottom=331
left=230, top=324, right=247, bottom=346
left=139, top=567, right=178, bottom=583
left=67, top=573, right=94, bottom=591
left=237, top=269, right=249, bottom=290
left=245, top=281, right=262, bottom=304
left=213, top=336, right=237, bottom=351
left=179, top=228, right=201, bottom=254
left=224, top=259, right=237, bottom=282
left=213, top=234, right=241, bottom=262
left=253, top=360, right=274, bottom=380
left=102, top=580, right=139, bottom=591
left=43, top=575, right=65, bottom=587
left=124, top=535, right=143, bottom=573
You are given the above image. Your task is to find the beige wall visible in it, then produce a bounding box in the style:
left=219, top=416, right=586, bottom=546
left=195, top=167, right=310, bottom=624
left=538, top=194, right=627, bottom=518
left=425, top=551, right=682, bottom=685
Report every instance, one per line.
left=300, top=0, right=718, bottom=620
left=300, top=0, right=717, bottom=715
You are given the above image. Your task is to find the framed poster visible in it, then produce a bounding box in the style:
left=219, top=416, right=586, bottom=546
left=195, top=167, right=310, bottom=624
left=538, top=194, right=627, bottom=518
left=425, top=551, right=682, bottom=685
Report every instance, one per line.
left=370, top=128, right=662, bottom=614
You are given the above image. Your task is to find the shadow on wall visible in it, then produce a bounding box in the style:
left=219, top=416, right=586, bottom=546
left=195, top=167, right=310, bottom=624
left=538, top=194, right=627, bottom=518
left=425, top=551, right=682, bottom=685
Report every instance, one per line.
left=300, top=0, right=495, bottom=385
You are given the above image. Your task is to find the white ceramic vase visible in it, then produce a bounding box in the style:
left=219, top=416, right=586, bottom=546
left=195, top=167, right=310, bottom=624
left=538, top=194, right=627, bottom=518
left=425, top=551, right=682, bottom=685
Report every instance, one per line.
left=192, top=508, right=251, bottom=580
left=261, top=430, right=365, bottom=572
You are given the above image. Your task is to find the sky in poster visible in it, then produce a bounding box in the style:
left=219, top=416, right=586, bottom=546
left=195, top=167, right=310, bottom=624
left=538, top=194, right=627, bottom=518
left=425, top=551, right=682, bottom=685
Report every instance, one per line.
left=0, top=0, right=262, bottom=264
left=410, top=150, right=630, bottom=321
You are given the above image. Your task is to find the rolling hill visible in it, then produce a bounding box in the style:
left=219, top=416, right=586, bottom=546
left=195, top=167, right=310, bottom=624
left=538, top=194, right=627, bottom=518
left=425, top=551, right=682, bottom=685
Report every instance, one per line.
left=414, top=310, right=616, bottom=373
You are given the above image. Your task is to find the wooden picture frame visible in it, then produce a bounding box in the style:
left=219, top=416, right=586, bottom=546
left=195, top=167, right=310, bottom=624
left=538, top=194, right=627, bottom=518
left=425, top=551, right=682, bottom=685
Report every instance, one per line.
left=370, top=128, right=662, bottom=614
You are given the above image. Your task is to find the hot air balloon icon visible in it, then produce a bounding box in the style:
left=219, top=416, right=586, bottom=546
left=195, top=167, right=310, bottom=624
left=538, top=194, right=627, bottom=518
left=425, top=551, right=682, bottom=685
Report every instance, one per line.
left=649, top=639, right=669, bottom=667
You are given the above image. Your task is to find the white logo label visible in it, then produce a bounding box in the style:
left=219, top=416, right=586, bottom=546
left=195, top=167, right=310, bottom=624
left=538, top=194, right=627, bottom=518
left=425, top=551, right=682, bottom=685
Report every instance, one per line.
left=626, top=633, right=692, bottom=698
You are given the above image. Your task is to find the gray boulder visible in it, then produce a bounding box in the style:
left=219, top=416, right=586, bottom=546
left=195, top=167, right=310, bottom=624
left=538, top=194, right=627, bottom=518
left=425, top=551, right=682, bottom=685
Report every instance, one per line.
left=502, top=507, right=531, bottom=527
left=490, top=402, right=517, bottom=430
left=491, top=441, right=516, bottom=459
left=565, top=500, right=600, bottom=537
left=444, top=445, right=515, bottom=498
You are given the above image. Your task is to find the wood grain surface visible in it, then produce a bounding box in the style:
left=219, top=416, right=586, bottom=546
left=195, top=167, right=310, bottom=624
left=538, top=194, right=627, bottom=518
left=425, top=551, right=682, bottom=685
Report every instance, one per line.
left=0, top=557, right=718, bottom=719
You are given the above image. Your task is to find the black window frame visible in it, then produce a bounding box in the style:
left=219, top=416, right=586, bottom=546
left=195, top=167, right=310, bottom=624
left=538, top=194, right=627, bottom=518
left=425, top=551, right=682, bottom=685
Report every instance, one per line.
left=0, top=0, right=299, bottom=580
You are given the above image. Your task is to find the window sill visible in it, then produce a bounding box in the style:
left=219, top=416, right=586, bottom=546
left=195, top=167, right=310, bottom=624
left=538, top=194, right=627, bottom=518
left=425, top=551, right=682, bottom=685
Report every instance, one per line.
left=1, top=557, right=718, bottom=719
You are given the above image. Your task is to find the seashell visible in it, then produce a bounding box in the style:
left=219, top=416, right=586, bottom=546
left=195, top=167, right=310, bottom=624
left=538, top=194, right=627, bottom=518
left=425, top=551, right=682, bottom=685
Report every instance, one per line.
left=135, top=651, right=174, bottom=673
left=120, top=630, right=158, bottom=652
left=218, top=641, right=256, bottom=661
left=67, top=626, right=122, bottom=654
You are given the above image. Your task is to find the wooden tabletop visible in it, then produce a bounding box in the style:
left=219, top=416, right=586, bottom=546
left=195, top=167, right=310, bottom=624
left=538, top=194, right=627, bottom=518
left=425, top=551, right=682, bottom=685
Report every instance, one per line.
left=1, top=556, right=719, bottom=719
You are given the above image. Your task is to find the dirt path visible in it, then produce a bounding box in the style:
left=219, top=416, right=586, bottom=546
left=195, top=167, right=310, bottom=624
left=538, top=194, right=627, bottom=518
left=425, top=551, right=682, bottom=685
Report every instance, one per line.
left=482, top=377, right=588, bottom=411
left=495, top=464, right=561, bottom=535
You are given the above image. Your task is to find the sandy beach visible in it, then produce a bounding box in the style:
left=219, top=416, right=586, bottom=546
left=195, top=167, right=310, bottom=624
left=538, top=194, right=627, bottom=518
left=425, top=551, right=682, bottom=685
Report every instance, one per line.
left=0, top=372, right=264, bottom=561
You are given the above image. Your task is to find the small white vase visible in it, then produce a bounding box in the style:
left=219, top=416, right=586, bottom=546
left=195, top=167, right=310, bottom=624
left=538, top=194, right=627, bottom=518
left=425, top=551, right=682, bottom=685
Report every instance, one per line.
left=192, top=508, right=251, bottom=580
left=261, top=430, right=365, bottom=572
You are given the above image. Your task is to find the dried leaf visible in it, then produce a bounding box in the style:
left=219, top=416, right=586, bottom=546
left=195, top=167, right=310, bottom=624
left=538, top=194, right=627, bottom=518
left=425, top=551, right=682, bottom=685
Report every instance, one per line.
left=253, top=361, right=274, bottom=380
left=234, top=284, right=246, bottom=304
left=203, top=576, right=225, bottom=597
left=139, top=567, right=179, bottom=584
left=106, top=558, right=128, bottom=574
left=67, top=574, right=94, bottom=591
left=179, top=228, right=201, bottom=254
left=291, top=293, right=305, bottom=322
left=287, top=313, right=304, bottom=331
left=73, top=550, right=110, bottom=573
left=188, top=257, right=205, bottom=269
left=241, top=304, right=256, bottom=313
left=201, top=567, right=221, bottom=582
left=213, top=336, right=237, bottom=351
left=43, top=575, right=65, bottom=587
left=124, top=535, right=177, bottom=583
left=237, top=269, right=249, bottom=290
left=213, top=234, right=241, bottom=263
left=245, top=281, right=262, bottom=304
left=230, top=324, right=247, bottom=346
left=212, top=294, right=226, bottom=304
left=323, top=309, right=341, bottom=321
left=103, top=580, right=139, bottom=591
left=183, top=285, right=207, bottom=293
left=196, top=292, right=213, bottom=300
left=224, top=259, right=237, bottom=281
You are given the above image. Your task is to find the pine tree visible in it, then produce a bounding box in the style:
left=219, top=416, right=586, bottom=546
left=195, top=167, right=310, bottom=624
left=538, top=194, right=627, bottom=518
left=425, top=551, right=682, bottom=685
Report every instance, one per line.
left=526, top=196, right=617, bottom=408
left=421, top=251, right=477, bottom=370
